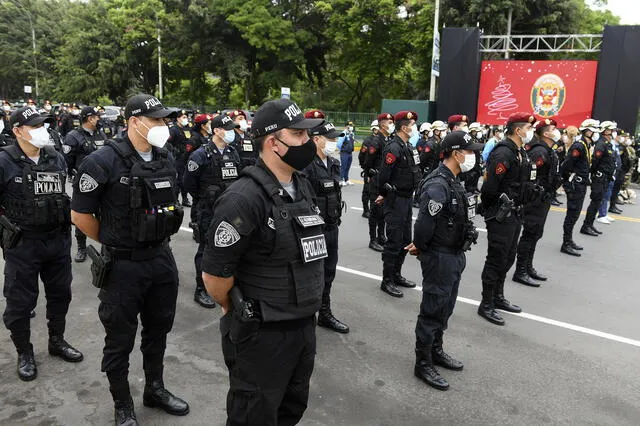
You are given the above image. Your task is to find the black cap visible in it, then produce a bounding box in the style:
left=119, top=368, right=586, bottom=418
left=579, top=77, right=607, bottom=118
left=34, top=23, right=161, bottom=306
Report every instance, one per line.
left=309, top=121, right=344, bottom=138
left=440, top=131, right=483, bottom=152
left=251, top=99, right=323, bottom=137
left=80, top=106, right=103, bottom=120
left=211, top=115, right=239, bottom=130
left=124, top=94, right=173, bottom=120
left=10, top=107, right=52, bottom=128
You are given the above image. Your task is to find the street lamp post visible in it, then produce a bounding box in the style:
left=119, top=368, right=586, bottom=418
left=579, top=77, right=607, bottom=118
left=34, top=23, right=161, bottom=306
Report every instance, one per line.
left=429, top=0, right=440, bottom=102
left=11, top=0, right=39, bottom=100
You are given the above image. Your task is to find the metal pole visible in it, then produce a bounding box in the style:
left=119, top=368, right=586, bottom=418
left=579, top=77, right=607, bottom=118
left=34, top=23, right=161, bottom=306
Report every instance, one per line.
left=157, top=24, right=163, bottom=99
left=429, top=0, right=440, bottom=101
left=505, top=8, right=513, bottom=59
left=11, top=0, right=38, bottom=99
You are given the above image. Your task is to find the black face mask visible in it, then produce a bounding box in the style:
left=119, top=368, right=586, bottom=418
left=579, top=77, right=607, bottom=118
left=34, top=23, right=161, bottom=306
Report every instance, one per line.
left=275, top=137, right=316, bottom=171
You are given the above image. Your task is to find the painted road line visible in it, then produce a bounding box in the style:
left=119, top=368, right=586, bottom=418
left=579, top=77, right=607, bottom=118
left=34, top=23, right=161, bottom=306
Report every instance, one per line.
left=336, top=265, right=640, bottom=348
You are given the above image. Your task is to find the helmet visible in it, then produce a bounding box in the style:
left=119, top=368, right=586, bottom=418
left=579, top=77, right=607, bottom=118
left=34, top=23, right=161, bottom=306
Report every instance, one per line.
left=419, top=122, right=432, bottom=133
left=469, top=122, right=482, bottom=132
left=579, top=119, right=600, bottom=132
left=370, top=119, right=379, bottom=130
left=431, top=120, right=447, bottom=131
left=600, top=120, right=617, bottom=131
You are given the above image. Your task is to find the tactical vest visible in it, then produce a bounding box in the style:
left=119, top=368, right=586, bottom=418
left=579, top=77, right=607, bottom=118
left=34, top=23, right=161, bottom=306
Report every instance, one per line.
left=102, top=139, right=184, bottom=245
left=234, top=133, right=257, bottom=165
left=389, top=139, right=421, bottom=196
left=199, top=144, right=241, bottom=200
left=310, top=160, right=342, bottom=225
left=421, top=170, right=472, bottom=250
left=235, top=166, right=325, bottom=322
left=491, top=142, right=536, bottom=206
left=0, top=145, right=70, bottom=231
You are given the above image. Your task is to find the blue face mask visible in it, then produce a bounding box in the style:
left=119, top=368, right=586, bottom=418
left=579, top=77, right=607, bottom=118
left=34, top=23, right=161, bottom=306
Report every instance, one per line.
left=409, top=129, right=420, bottom=147
left=223, top=130, right=236, bottom=143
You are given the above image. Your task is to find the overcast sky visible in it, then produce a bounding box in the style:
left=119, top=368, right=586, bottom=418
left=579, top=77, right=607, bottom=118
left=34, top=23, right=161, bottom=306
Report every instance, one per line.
left=588, top=0, right=640, bottom=25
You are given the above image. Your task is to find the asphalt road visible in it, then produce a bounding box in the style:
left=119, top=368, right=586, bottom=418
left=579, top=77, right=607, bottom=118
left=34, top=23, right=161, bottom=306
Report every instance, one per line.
left=1, top=163, right=639, bottom=425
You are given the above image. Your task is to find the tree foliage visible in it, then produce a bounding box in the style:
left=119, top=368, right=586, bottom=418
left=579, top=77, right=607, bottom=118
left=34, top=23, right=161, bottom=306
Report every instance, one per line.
left=0, top=0, right=620, bottom=110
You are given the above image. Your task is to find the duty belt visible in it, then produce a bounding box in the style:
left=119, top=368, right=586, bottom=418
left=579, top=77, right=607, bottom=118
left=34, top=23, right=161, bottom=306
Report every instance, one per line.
left=21, top=226, right=69, bottom=240
left=105, top=241, right=169, bottom=261
left=426, top=245, right=462, bottom=254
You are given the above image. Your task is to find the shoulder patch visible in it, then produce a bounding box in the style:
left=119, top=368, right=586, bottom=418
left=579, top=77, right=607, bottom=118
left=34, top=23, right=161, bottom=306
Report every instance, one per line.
left=62, top=145, right=72, bottom=154
left=535, top=157, right=544, bottom=167
left=428, top=200, right=443, bottom=216
left=78, top=173, right=98, bottom=193
left=425, top=146, right=431, bottom=153
left=187, top=160, right=199, bottom=172
left=360, top=145, right=367, bottom=153
left=267, top=217, right=275, bottom=230
left=385, top=152, right=396, bottom=164
left=495, top=162, right=507, bottom=175
left=594, top=150, right=603, bottom=158
left=214, top=221, right=241, bottom=247
left=369, top=146, right=376, bottom=154
left=571, top=149, right=580, bottom=158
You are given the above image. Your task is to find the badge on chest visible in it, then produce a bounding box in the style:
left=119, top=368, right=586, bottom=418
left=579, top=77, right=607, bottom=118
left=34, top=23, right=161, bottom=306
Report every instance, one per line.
left=300, top=234, right=328, bottom=263
left=413, top=152, right=420, bottom=165
left=221, top=162, right=238, bottom=179
left=467, top=194, right=477, bottom=219
left=243, top=142, right=254, bottom=152
left=34, top=172, right=63, bottom=195
left=530, top=163, right=537, bottom=181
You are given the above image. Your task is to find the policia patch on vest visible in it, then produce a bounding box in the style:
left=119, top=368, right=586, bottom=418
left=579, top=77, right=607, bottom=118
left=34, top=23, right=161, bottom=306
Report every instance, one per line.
left=300, top=234, right=328, bottom=263
left=35, top=172, right=63, bottom=194
left=214, top=221, right=241, bottom=247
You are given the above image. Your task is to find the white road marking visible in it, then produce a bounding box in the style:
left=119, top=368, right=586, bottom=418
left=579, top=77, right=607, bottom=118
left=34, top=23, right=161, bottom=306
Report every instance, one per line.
left=181, top=226, right=194, bottom=233
left=349, top=206, right=488, bottom=233
left=336, top=265, right=640, bottom=348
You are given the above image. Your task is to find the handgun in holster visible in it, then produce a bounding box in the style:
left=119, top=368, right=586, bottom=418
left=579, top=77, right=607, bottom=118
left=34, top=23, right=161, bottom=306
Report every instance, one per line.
left=0, top=215, right=22, bottom=250
left=494, top=193, right=514, bottom=223
left=461, top=221, right=479, bottom=251
left=230, top=286, right=259, bottom=320
left=384, top=183, right=397, bottom=207
left=86, top=245, right=112, bottom=289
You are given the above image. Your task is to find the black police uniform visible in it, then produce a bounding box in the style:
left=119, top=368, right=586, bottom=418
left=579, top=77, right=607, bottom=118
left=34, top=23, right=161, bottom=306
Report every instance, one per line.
left=231, top=130, right=257, bottom=168
left=59, top=112, right=81, bottom=138
left=362, top=132, right=389, bottom=249
left=99, top=117, right=118, bottom=139
left=560, top=137, right=591, bottom=251
left=583, top=138, right=616, bottom=232
left=413, top=163, right=476, bottom=390
left=480, top=138, right=537, bottom=323
left=71, top=136, right=186, bottom=411
left=459, top=135, right=483, bottom=193
left=302, top=153, right=349, bottom=333
left=416, top=136, right=441, bottom=176
left=167, top=123, right=193, bottom=203
left=202, top=160, right=324, bottom=425
left=0, top=143, right=81, bottom=376
left=186, top=130, right=210, bottom=223
left=514, top=137, right=561, bottom=284
left=64, top=126, right=108, bottom=257
left=358, top=133, right=375, bottom=215
left=184, top=141, right=241, bottom=308
left=611, top=143, right=632, bottom=210
left=378, top=135, right=421, bottom=297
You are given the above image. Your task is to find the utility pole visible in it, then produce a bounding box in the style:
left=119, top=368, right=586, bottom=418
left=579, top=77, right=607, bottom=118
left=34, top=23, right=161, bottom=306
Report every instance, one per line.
left=505, top=8, right=513, bottom=59
left=157, top=17, right=163, bottom=99
left=11, top=0, right=38, bottom=99
left=429, top=0, right=441, bottom=102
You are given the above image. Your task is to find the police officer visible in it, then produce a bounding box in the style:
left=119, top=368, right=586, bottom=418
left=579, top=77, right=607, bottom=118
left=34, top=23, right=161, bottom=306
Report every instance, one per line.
left=559, top=119, right=598, bottom=255
left=479, top=112, right=537, bottom=325
left=376, top=111, right=421, bottom=298
left=71, top=94, right=189, bottom=425
left=303, top=115, right=350, bottom=333
left=1, top=107, right=83, bottom=381
left=513, top=119, right=562, bottom=286
left=184, top=114, right=241, bottom=309
left=462, top=121, right=485, bottom=193
left=97, top=105, right=118, bottom=139
left=185, top=113, right=213, bottom=231
left=359, top=120, right=378, bottom=218
left=0, top=105, right=14, bottom=147
left=229, top=109, right=257, bottom=167
left=611, top=132, right=632, bottom=212
left=580, top=120, right=614, bottom=236
left=202, top=99, right=324, bottom=425
left=39, top=108, right=63, bottom=152
left=59, top=103, right=81, bottom=137
left=63, top=106, right=108, bottom=262
left=363, top=113, right=394, bottom=252
left=419, top=120, right=447, bottom=177
left=167, top=110, right=193, bottom=206
left=407, top=131, right=482, bottom=390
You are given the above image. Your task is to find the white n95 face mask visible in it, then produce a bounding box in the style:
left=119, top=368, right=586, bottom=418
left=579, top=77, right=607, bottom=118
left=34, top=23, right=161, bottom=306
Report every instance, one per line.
left=323, top=141, right=337, bottom=155
left=459, top=153, right=476, bottom=172
left=137, top=121, right=170, bottom=148
left=28, top=126, right=53, bottom=148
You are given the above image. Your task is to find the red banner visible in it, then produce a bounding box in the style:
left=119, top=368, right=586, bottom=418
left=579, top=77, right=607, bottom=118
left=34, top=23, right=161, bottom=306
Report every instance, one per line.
left=476, top=60, right=598, bottom=127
